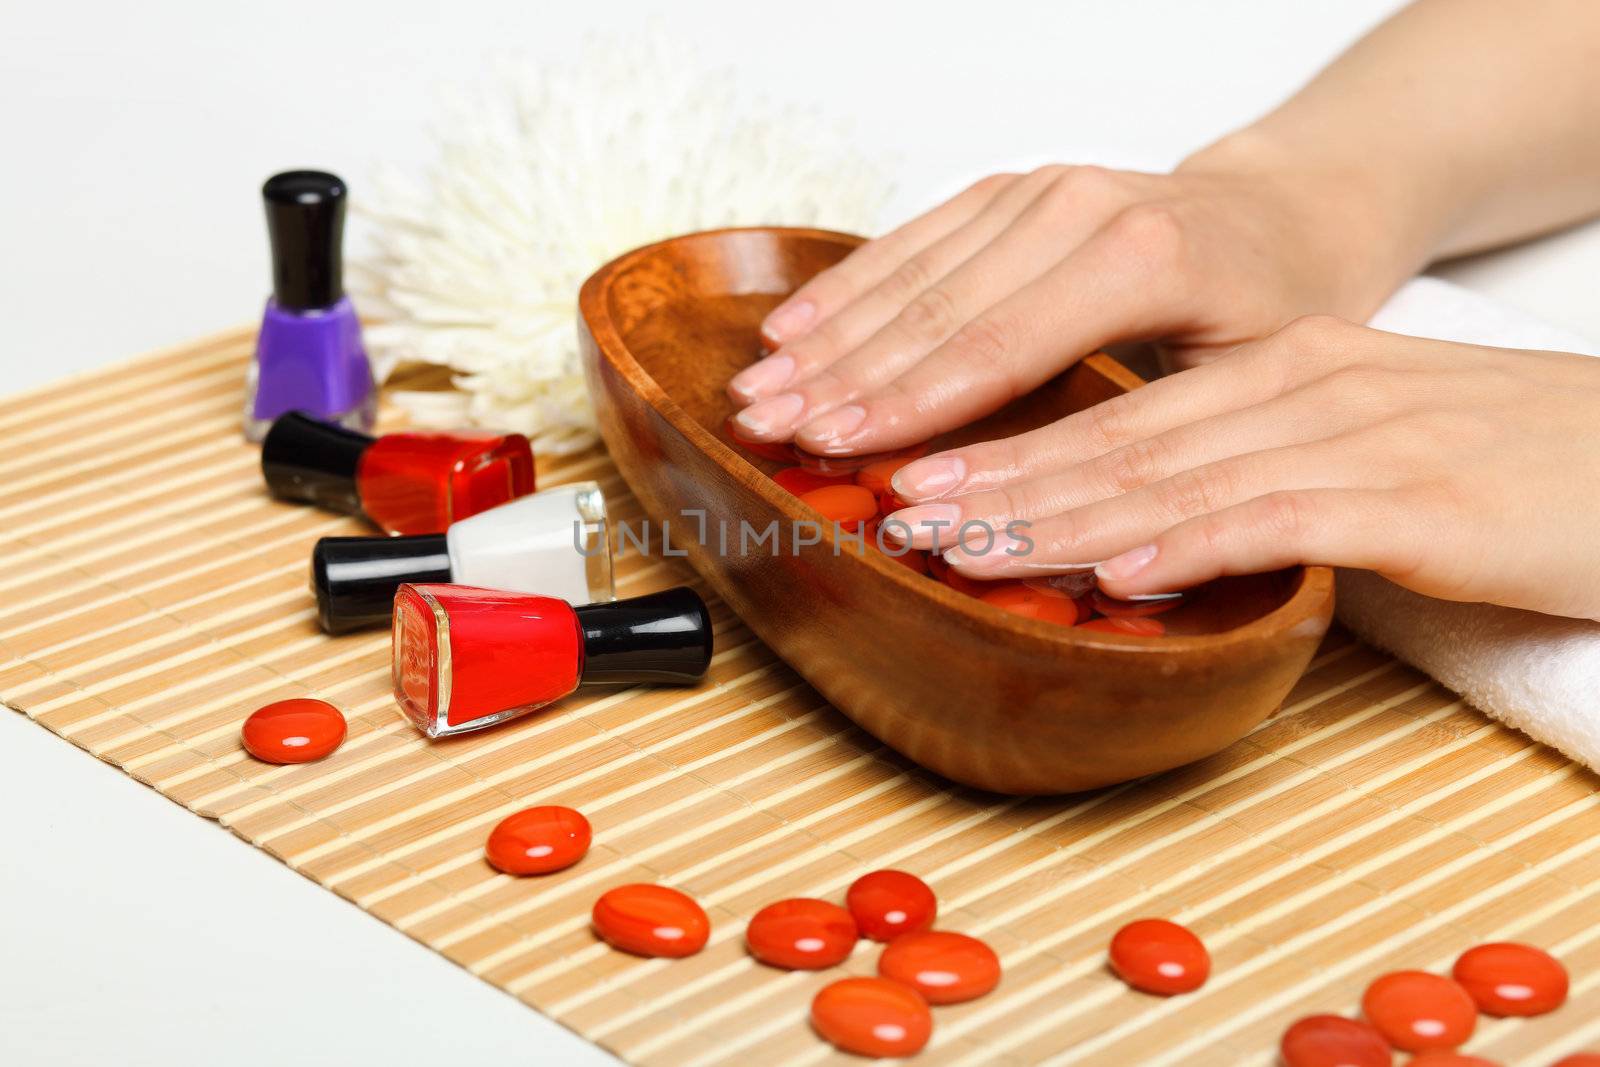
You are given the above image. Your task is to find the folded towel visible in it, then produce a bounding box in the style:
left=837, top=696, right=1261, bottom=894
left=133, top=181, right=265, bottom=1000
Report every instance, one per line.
left=1336, top=277, right=1600, bottom=768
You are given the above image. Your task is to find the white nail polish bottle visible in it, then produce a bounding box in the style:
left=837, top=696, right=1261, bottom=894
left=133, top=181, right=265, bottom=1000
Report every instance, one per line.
left=311, top=482, right=614, bottom=632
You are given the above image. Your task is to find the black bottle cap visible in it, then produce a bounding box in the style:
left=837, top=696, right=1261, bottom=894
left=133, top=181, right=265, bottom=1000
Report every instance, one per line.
left=261, top=412, right=375, bottom=513
left=575, top=588, right=713, bottom=686
left=313, top=535, right=452, bottom=634
left=263, top=170, right=347, bottom=311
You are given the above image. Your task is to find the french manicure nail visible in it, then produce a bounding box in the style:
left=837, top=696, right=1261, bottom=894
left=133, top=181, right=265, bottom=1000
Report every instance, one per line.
left=728, top=354, right=796, bottom=404
left=732, top=392, right=805, bottom=441
left=798, top=405, right=867, bottom=451
left=1096, top=544, right=1158, bottom=581
left=892, top=456, right=966, bottom=500
left=883, top=503, right=962, bottom=545
left=761, top=300, right=816, bottom=347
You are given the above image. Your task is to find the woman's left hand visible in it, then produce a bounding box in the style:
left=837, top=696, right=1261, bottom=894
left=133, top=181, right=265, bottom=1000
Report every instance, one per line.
left=884, top=316, right=1600, bottom=620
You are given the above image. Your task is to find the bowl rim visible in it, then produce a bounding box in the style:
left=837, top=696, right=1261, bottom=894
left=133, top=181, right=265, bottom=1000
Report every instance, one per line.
left=579, top=225, right=1335, bottom=655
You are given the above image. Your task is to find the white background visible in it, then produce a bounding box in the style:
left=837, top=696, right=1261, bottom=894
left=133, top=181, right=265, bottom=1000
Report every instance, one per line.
left=4, top=2, right=1598, bottom=1064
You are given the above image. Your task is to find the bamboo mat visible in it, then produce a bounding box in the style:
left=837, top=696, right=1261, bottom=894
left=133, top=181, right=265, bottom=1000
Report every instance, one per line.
left=3, top=328, right=1599, bottom=1067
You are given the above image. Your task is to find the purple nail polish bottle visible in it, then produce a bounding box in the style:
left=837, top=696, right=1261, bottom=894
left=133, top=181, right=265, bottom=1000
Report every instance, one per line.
left=243, top=170, right=376, bottom=442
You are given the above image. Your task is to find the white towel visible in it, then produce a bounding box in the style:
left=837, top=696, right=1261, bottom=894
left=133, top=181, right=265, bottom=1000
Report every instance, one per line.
left=1334, top=277, right=1600, bottom=768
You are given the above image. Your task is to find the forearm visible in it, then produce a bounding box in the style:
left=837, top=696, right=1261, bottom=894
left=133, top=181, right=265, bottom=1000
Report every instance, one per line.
left=1185, top=0, right=1600, bottom=272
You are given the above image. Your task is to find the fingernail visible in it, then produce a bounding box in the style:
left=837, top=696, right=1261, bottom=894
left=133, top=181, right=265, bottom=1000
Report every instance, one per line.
left=1096, top=544, right=1158, bottom=581
left=797, top=405, right=867, bottom=453
left=733, top=392, right=805, bottom=441
left=761, top=300, right=816, bottom=347
left=945, top=533, right=1027, bottom=575
left=882, top=504, right=962, bottom=546
left=728, top=354, right=796, bottom=404
left=892, top=456, right=966, bottom=500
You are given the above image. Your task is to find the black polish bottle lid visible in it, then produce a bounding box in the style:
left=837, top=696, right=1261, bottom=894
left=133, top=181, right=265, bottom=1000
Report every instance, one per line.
left=263, top=170, right=348, bottom=311
left=262, top=412, right=376, bottom=514
left=313, top=535, right=452, bottom=634
left=575, top=588, right=713, bottom=686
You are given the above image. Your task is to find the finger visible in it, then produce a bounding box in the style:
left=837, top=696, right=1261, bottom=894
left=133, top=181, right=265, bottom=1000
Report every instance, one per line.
left=764, top=167, right=1140, bottom=430
left=886, top=362, right=1419, bottom=547
left=790, top=204, right=1202, bottom=456
left=755, top=173, right=1019, bottom=353
left=1090, top=489, right=1423, bottom=598
left=939, top=435, right=1391, bottom=577
left=889, top=313, right=1371, bottom=500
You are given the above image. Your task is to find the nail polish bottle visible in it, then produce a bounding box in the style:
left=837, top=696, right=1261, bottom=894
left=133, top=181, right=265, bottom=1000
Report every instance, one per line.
left=311, top=483, right=613, bottom=633
left=243, top=171, right=375, bottom=442
left=392, top=584, right=713, bottom=737
left=262, top=411, right=537, bottom=535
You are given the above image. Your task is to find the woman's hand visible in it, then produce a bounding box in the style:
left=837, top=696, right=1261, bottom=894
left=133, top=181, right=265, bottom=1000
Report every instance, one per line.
left=882, top=316, right=1600, bottom=620
left=727, top=156, right=1424, bottom=456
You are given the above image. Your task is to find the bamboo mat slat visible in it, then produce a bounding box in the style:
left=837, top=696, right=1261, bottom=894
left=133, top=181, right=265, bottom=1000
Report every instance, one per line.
left=2, top=329, right=1597, bottom=1066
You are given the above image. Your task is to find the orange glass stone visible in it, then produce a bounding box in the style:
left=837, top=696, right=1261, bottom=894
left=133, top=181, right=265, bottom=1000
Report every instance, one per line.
left=1279, top=1015, right=1392, bottom=1067
left=1405, top=1053, right=1500, bottom=1067
left=877, top=930, right=1001, bottom=1004
left=1108, top=919, right=1210, bottom=995
left=979, top=583, right=1080, bottom=626
left=856, top=456, right=916, bottom=496
left=798, top=485, right=879, bottom=531
left=1078, top=615, right=1167, bottom=636
left=1451, top=942, right=1568, bottom=1016
left=1361, top=970, right=1477, bottom=1052
left=1552, top=1055, right=1600, bottom=1067
left=745, top=898, right=858, bottom=970
left=772, top=466, right=854, bottom=495
left=485, top=805, right=591, bottom=875
left=592, top=884, right=710, bottom=958
left=241, top=698, right=347, bottom=764
left=810, top=977, right=932, bottom=1058
left=846, top=870, right=938, bottom=942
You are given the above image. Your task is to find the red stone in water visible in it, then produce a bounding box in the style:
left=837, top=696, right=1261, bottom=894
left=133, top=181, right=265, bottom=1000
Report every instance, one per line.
left=1108, top=919, right=1210, bottom=995
left=1451, top=942, right=1568, bottom=1016
left=772, top=466, right=855, bottom=495
left=846, top=870, right=937, bottom=942
left=876, top=490, right=908, bottom=516
left=1078, top=615, right=1167, bottom=636
left=1278, top=1015, right=1392, bottom=1067
left=241, top=698, right=347, bottom=764
left=980, top=583, right=1080, bottom=626
left=810, top=976, right=932, bottom=1058
left=877, top=930, right=1002, bottom=1004
left=798, top=485, right=879, bottom=531
left=1552, top=1056, right=1600, bottom=1067
left=745, top=898, right=858, bottom=969
left=724, top=416, right=798, bottom=463
left=485, top=805, right=591, bottom=875
left=1361, top=971, right=1477, bottom=1052
left=1406, top=1054, right=1501, bottom=1067
left=856, top=456, right=916, bottom=496
left=591, top=884, right=710, bottom=958
left=1091, top=588, right=1182, bottom=618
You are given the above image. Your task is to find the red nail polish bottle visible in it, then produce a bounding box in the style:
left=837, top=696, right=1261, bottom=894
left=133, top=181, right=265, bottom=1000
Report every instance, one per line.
left=261, top=411, right=536, bottom=535
left=392, top=584, right=713, bottom=737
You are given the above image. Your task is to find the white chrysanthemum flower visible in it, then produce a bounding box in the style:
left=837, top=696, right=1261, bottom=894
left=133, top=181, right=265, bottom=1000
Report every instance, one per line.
left=349, top=36, right=890, bottom=454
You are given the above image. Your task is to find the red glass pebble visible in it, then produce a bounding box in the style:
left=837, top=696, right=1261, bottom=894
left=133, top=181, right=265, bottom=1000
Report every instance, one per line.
left=810, top=977, right=932, bottom=1058
left=592, top=884, right=710, bottom=958
left=878, top=930, right=1002, bottom=1004
left=773, top=466, right=855, bottom=495
left=1279, top=1015, right=1392, bottom=1067
left=856, top=457, right=915, bottom=496
left=1551, top=1056, right=1600, bottom=1067
left=980, top=583, right=1080, bottom=626
left=1406, top=1053, right=1500, bottom=1067
left=485, top=805, right=591, bottom=875
left=847, top=870, right=938, bottom=942
left=745, top=898, right=858, bottom=970
left=1451, top=942, right=1568, bottom=1016
left=1361, top=971, right=1477, bottom=1052
left=1108, top=919, right=1210, bottom=995
left=1078, top=615, right=1167, bottom=636
left=799, top=485, right=879, bottom=531
left=241, top=698, right=347, bottom=764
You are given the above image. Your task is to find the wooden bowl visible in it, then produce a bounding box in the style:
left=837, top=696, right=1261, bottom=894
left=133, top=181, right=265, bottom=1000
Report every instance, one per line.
left=579, top=227, right=1335, bottom=794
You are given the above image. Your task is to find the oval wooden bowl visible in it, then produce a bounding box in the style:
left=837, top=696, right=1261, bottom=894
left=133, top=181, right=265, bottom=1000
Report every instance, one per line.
left=579, top=227, right=1334, bottom=794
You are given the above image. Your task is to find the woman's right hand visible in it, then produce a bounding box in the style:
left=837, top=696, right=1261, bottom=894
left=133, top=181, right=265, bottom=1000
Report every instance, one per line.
left=726, top=148, right=1430, bottom=459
